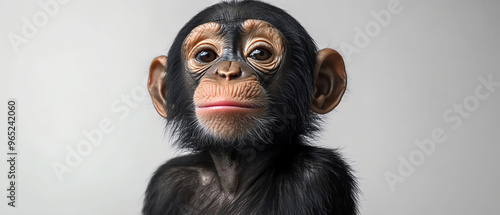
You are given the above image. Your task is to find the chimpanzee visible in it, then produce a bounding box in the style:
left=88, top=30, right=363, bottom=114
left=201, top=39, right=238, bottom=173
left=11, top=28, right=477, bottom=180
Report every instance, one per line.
left=144, top=1, right=357, bottom=214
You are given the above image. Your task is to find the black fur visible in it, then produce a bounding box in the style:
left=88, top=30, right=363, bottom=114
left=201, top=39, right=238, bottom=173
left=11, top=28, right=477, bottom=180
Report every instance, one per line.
left=144, top=1, right=358, bottom=214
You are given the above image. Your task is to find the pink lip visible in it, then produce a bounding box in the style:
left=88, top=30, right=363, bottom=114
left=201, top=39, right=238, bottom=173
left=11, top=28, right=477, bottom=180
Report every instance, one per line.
left=198, top=100, right=253, bottom=108
left=196, top=100, right=263, bottom=114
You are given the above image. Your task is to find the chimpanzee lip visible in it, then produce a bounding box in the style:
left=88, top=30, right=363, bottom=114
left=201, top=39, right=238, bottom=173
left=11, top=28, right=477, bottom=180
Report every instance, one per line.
left=197, top=100, right=257, bottom=108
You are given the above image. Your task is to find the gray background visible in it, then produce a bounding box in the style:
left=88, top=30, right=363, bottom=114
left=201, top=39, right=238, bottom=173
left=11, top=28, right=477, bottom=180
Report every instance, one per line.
left=1, top=0, right=499, bottom=214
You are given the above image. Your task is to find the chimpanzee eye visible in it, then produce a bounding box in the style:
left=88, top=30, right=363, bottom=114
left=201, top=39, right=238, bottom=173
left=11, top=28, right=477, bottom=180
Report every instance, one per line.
left=249, top=48, right=272, bottom=61
left=196, top=49, right=218, bottom=63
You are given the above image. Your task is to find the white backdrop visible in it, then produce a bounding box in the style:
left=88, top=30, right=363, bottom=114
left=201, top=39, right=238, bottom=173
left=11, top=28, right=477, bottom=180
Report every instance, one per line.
left=0, top=0, right=499, bottom=214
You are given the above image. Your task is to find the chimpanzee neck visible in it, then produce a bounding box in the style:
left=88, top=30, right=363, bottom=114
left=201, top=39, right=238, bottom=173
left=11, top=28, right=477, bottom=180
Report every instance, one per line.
left=209, top=150, right=239, bottom=194
left=208, top=145, right=282, bottom=195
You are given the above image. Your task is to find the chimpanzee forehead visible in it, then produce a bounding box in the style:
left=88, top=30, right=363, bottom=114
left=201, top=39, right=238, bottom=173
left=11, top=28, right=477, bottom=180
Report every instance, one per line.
left=184, top=19, right=282, bottom=50
left=191, top=1, right=291, bottom=34
left=197, top=4, right=255, bottom=25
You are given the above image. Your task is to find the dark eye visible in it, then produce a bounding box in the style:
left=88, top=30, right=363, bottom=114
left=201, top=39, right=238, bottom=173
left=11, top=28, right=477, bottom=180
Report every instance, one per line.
left=196, top=50, right=218, bottom=63
left=249, top=48, right=272, bottom=61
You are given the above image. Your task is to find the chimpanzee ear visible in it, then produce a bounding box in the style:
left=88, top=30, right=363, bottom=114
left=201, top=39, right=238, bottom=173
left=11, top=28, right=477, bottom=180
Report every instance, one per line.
left=148, top=55, right=168, bottom=118
left=312, top=48, right=347, bottom=114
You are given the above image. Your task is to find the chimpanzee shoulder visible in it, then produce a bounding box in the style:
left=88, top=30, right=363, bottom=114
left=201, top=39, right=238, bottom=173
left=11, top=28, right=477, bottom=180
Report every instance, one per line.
left=142, top=152, right=220, bottom=215
left=250, top=145, right=358, bottom=215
